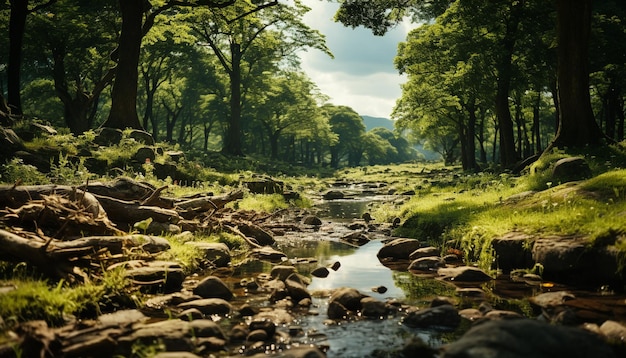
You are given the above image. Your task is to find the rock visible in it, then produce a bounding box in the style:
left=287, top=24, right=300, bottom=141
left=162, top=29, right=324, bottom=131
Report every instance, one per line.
left=329, top=287, right=364, bottom=312
left=408, top=256, right=445, bottom=271
left=302, top=215, right=322, bottom=225
left=438, top=266, right=493, bottom=282
left=245, top=177, right=283, bottom=194
left=341, top=231, right=370, bottom=246
left=409, top=246, right=440, bottom=260
left=128, top=129, right=155, bottom=145
left=189, top=320, right=226, bottom=339
left=165, top=150, right=185, bottom=163
left=377, top=238, right=423, bottom=260
left=372, top=285, right=387, bottom=294
left=0, top=127, right=25, bottom=158
left=184, top=242, right=231, bottom=267
left=115, top=260, right=185, bottom=293
left=247, top=329, right=268, bottom=342
left=311, top=267, right=330, bottom=278
left=284, top=274, right=311, bottom=302
left=177, top=298, right=232, bottom=316
left=153, top=353, right=201, bottom=358
left=238, top=222, right=275, bottom=246
left=360, top=297, right=387, bottom=318
left=250, top=246, right=287, bottom=262
left=193, top=276, right=233, bottom=301
left=458, top=308, right=483, bottom=321
left=491, top=232, right=534, bottom=272
left=552, top=157, right=592, bottom=183
left=403, top=304, right=461, bottom=330
left=98, top=309, right=148, bottom=326
left=484, top=310, right=524, bottom=320
left=431, top=296, right=456, bottom=307
left=440, top=319, right=616, bottom=358
left=247, top=346, right=326, bottom=358
left=134, top=146, right=156, bottom=164
left=330, top=261, right=341, bottom=271
left=178, top=308, right=204, bottom=321
left=270, top=265, right=297, bottom=281
left=532, top=235, right=621, bottom=284
left=249, top=319, right=277, bottom=338
left=327, top=300, right=350, bottom=320
left=322, top=190, right=345, bottom=200
left=94, top=127, right=123, bottom=146
left=143, top=221, right=182, bottom=236
left=599, top=320, right=626, bottom=342
left=117, top=319, right=224, bottom=354
left=455, top=288, right=487, bottom=300
left=529, top=291, right=575, bottom=309
left=401, top=336, right=438, bottom=358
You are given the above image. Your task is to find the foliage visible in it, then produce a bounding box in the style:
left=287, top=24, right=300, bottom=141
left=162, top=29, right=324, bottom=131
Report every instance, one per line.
left=0, top=267, right=132, bottom=327
left=229, top=193, right=289, bottom=213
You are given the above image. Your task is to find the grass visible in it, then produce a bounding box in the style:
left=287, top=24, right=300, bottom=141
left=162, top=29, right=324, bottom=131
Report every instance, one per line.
left=0, top=266, right=132, bottom=328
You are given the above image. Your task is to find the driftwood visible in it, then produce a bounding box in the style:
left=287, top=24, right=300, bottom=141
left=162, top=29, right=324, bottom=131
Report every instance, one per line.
left=0, top=177, right=278, bottom=281
left=92, top=194, right=181, bottom=225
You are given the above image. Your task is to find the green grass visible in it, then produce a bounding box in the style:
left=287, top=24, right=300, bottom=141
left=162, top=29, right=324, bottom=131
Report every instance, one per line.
left=0, top=266, right=131, bottom=327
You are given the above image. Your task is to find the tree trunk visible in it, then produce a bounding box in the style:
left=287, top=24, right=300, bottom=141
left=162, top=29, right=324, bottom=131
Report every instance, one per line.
left=7, top=0, right=28, bottom=115
left=104, top=0, right=144, bottom=130
left=550, top=0, right=604, bottom=148
left=533, top=91, right=542, bottom=153
left=223, top=43, right=244, bottom=156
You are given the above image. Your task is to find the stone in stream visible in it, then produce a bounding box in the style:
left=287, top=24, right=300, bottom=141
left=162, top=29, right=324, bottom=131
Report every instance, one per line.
left=302, top=215, right=323, bottom=225
left=193, top=276, right=233, bottom=301
left=284, top=273, right=312, bottom=302
left=111, top=260, right=185, bottom=293
left=177, top=298, right=232, bottom=316
left=360, top=296, right=387, bottom=318
left=440, top=319, right=616, bottom=358
left=322, top=190, right=345, bottom=200
left=311, top=266, right=330, bottom=278
left=438, top=266, right=493, bottom=282
left=330, top=261, right=341, bottom=271
left=402, top=304, right=461, bottom=330
left=270, top=265, right=297, bottom=281
left=409, top=246, right=440, bottom=260
left=408, top=256, right=445, bottom=271
left=250, top=246, right=287, bottom=262
left=329, top=287, right=365, bottom=312
left=377, top=238, right=423, bottom=260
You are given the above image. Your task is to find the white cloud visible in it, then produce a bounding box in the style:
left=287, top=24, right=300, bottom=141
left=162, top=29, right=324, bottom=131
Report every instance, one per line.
left=298, top=0, right=416, bottom=119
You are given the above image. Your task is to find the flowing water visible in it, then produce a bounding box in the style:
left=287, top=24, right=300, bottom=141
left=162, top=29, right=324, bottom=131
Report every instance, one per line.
left=219, top=186, right=626, bottom=357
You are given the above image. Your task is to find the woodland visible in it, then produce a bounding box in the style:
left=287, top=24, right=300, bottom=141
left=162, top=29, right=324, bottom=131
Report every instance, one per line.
left=1, top=1, right=626, bottom=357
left=0, top=0, right=624, bottom=169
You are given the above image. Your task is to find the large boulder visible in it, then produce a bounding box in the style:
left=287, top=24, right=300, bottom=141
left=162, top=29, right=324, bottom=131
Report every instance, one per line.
left=441, top=319, right=616, bottom=358
left=184, top=242, right=231, bottom=267
left=491, top=232, right=534, bottom=272
left=245, top=177, right=283, bottom=194
left=552, top=157, right=592, bottom=183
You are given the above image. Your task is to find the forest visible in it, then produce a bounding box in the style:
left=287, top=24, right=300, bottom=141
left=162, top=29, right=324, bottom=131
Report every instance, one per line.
left=0, top=0, right=623, bottom=170
left=1, top=1, right=626, bottom=357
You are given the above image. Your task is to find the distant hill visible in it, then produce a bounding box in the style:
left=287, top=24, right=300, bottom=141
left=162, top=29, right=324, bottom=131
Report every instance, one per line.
left=361, top=115, right=395, bottom=131
left=361, top=115, right=441, bottom=161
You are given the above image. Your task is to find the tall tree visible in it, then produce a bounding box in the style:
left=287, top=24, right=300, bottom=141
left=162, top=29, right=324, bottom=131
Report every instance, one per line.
left=550, top=0, right=604, bottom=148
left=6, top=0, right=57, bottom=115
left=190, top=0, right=329, bottom=156
left=103, top=0, right=236, bottom=130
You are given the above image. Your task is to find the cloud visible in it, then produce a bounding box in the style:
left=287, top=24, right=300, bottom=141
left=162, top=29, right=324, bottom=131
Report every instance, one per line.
left=298, top=0, right=415, bottom=118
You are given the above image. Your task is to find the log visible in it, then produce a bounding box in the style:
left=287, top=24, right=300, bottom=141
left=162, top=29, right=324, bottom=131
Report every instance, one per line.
left=174, top=190, right=243, bottom=211
left=81, top=177, right=175, bottom=208
left=0, top=184, right=104, bottom=217
left=92, top=194, right=180, bottom=225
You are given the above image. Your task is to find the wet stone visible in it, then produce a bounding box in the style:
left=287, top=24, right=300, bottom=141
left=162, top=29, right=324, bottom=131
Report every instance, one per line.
left=402, top=304, right=461, bottom=330
left=377, top=238, right=423, bottom=260
left=177, top=298, right=232, bottom=316
left=193, top=276, right=233, bottom=301
left=311, top=266, right=330, bottom=278
left=409, top=246, right=440, bottom=260
left=438, top=266, right=493, bottom=282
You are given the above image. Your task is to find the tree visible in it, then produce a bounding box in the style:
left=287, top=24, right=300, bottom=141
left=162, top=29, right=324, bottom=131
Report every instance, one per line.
left=5, top=0, right=57, bottom=115
left=190, top=0, right=329, bottom=156
left=324, top=104, right=366, bottom=168
left=103, top=0, right=236, bottom=130
left=549, top=0, right=604, bottom=148
left=254, top=71, right=322, bottom=159
left=29, top=1, right=118, bottom=134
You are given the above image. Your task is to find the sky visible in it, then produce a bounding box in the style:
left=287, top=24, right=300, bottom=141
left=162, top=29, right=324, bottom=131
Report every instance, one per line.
left=298, top=0, right=417, bottom=119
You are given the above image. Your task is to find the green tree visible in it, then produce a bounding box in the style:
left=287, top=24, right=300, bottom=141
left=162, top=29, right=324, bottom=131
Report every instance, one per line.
left=189, top=0, right=329, bottom=156
left=324, top=104, right=366, bottom=168
left=28, top=1, right=118, bottom=134
left=5, top=0, right=57, bottom=115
